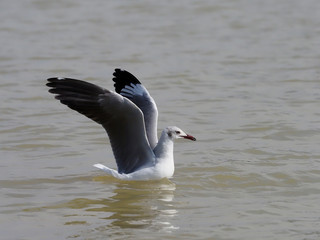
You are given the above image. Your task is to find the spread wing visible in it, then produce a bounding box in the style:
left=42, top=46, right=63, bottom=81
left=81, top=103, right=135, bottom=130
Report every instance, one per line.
left=112, top=69, right=158, bottom=149
left=47, top=77, right=155, bottom=174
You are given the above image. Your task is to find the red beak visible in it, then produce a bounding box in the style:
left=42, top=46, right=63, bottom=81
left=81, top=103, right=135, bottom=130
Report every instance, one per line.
left=183, top=134, right=196, bottom=141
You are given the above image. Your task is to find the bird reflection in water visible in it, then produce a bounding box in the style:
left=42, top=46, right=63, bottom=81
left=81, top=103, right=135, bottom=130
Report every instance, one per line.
left=89, top=177, right=178, bottom=232
left=53, top=176, right=179, bottom=234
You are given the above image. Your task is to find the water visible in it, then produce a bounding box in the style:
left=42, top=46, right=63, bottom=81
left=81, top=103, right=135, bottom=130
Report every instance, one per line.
left=1, top=0, right=320, bottom=239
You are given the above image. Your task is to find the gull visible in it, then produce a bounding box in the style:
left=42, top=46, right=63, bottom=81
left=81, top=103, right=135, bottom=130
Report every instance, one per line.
left=46, top=69, right=196, bottom=180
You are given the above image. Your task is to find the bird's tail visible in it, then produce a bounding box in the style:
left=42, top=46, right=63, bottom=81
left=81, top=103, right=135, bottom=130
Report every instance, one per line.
left=93, top=163, right=123, bottom=179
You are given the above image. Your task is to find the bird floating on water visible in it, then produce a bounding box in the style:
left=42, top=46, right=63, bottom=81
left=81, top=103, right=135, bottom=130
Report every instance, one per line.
left=47, top=69, right=196, bottom=180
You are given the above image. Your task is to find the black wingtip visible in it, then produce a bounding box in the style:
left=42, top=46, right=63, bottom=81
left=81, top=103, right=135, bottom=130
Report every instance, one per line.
left=46, top=77, right=106, bottom=97
left=46, top=77, right=62, bottom=88
left=112, top=69, right=141, bottom=93
left=47, top=77, right=65, bottom=82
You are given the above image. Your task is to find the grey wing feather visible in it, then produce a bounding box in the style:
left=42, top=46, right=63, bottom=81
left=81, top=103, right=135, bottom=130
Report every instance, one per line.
left=112, top=69, right=158, bottom=149
left=47, top=77, right=155, bottom=174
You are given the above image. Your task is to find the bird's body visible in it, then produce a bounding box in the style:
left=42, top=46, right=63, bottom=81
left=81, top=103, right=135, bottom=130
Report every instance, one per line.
left=47, top=69, right=196, bottom=181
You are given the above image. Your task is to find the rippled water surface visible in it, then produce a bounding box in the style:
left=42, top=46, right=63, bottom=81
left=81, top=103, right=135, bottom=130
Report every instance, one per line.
left=1, top=0, right=320, bottom=239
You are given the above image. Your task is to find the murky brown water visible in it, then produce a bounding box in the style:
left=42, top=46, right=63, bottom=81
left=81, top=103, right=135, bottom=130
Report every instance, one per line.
left=1, top=0, right=320, bottom=239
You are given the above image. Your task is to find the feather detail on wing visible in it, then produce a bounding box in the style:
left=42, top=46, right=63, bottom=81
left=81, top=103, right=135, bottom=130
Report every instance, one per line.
left=47, top=77, right=155, bottom=174
left=112, top=69, right=158, bottom=149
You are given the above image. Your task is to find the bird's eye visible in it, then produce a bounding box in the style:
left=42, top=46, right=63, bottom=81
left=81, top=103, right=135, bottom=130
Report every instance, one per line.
left=175, top=131, right=181, bottom=134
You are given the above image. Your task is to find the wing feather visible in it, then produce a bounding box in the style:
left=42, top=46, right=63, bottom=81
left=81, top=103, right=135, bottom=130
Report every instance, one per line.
left=112, top=69, right=158, bottom=149
left=47, top=77, right=155, bottom=174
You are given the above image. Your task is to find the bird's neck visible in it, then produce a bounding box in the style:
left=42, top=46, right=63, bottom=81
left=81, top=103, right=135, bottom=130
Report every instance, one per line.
left=153, top=131, right=175, bottom=178
left=154, top=131, right=174, bottom=161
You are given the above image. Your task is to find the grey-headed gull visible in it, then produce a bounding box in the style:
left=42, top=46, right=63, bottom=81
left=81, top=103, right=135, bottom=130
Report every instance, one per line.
left=47, top=69, right=196, bottom=180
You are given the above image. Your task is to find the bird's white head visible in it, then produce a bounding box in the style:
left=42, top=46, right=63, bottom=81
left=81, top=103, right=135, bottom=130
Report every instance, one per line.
left=165, top=126, right=196, bottom=141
